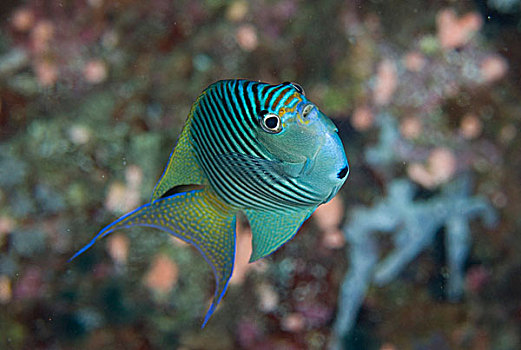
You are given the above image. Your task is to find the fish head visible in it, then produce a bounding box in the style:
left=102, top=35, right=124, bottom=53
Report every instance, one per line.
left=256, top=82, right=349, bottom=202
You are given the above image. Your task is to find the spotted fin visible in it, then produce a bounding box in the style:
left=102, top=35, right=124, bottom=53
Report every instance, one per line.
left=69, top=188, right=236, bottom=327
left=151, top=107, right=206, bottom=202
left=244, top=208, right=314, bottom=262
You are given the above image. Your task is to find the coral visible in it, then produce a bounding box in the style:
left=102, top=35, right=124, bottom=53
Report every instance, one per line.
left=364, top=113, right=403, bottom=168
left=333, top=176, right=497, bottom=339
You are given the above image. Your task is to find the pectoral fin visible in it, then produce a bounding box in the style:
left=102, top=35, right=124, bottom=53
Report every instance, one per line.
left=244, top=208, right=315, bottom=262
left=70, top=188, right=236, bottom=327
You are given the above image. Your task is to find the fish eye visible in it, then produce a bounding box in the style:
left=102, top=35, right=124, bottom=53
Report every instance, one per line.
left=260, top=110, right=282, bottom=133
left=302, top=104, right=314, bottom=118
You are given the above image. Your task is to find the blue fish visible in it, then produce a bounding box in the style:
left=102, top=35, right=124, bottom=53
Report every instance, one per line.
left=70, top=79, right=349, bottom=326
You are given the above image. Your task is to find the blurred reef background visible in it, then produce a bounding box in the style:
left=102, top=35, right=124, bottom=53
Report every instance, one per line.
left=1, top=0, right=521, bottom=349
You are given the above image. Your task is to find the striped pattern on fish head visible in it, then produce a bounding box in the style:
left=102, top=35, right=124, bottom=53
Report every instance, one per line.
left=256, top=82, right=326, bottom=163
left=188, top=79, right=348, bottom=210
left=255, top=81, right=349, bottom=203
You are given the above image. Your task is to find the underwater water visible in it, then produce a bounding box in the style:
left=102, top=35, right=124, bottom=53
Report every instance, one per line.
left=1, top=1, right=520, bottom=349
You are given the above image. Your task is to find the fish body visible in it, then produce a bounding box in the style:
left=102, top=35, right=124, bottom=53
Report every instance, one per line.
left=70, top=79, right=349, bottom=326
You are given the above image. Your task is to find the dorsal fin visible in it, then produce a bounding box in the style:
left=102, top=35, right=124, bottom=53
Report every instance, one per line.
left=151, top=97, right=207, bottom=202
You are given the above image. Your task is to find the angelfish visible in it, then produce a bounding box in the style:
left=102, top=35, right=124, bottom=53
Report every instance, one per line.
left=70, top=79, right=349, bottom=326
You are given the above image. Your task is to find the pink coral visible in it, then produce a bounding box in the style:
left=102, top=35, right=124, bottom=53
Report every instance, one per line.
left=460, top=113, right=482, bottom=139
left=229, top=223, right=254, bottom=285
left=107, top=234, right=129, bottom=265
left=11, top=8, right=35, bottom=32
left=313, top=195, right=346, bottom=249
left=437, top=9, right=482, bottom=50
left=403, top=51, right=426, bottom=72
left=400, top=116, right=422, bottom=140
left=83, top=60, right=108, bottom=84
left=281, top=313, right=305, bottom=332
left=34, top=60, right=58, bottom=87
left=236, top=24, right=258, bottom=51
left=480, top=55, right=508, bottom=83
left=31, top=20, right=55, bottom=53
left=230, top=221, right=266, bottom=285
left=407, top=147, right=457, bottom=188
left=144, top=254, right=179, bottom=294
left=351, top=105, right=374, bottom=131
left=373, top=59, right=397, bottom=106
left=105, top=165, right=143, bottom=214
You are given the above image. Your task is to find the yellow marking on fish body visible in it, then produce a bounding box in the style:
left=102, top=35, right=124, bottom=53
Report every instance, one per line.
left=277, top=92, right=305, bottom=125
left=277, top=93, right=301, bottom=114
left=297, top=114, right=310, bottom=125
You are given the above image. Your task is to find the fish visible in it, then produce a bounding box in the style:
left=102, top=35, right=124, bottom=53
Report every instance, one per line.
left=69, top=79, right=349, bottom=327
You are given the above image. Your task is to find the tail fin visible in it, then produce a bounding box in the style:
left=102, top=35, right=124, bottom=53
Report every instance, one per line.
left=69, top=188, right=237, bottom=327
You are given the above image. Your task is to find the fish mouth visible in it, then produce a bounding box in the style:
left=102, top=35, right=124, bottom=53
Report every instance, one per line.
left=337, top=165, right=349, bottom=179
